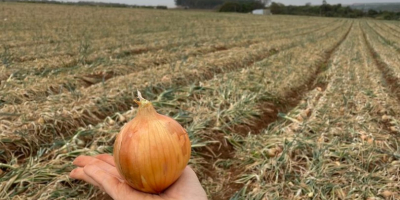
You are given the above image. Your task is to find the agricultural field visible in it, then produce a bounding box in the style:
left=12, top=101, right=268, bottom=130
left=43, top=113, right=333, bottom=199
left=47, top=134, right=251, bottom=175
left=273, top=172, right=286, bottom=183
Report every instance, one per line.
left=1, top=2, right=400, bottom=200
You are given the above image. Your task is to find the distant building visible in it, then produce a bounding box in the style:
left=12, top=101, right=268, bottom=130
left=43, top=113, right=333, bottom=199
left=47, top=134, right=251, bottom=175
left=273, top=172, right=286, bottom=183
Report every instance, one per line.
left=252, top=9, right=272, bottom=15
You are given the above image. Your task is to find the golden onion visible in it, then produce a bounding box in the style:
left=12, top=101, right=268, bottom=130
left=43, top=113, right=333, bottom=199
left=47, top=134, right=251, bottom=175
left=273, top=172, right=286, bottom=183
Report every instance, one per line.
left=113, top=91, right=191, bottom=194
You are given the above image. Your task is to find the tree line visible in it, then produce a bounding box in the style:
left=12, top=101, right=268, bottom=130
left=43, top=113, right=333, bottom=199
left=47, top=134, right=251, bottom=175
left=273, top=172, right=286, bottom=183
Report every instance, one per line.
left=218, top=1, right=265, bottom=13
left=175, top=0, right=224, bottom=9
left=269, top=2, right=400, bottom=20
left=3, top=0, right=168, bottom=9
left=5, top=0, right=400, bottom=20
left=175, top=0, right=266, bottom=10
left=174, top=0, right=400, bottom=20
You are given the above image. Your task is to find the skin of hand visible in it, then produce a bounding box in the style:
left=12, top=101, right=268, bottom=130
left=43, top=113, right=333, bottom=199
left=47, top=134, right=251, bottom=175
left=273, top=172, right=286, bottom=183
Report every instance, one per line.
left=69, top=154, right=208, bottom=200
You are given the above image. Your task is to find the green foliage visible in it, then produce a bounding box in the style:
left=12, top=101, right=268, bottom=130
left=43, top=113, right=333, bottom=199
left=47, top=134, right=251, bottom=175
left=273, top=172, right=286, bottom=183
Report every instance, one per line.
left=367, top=9, right=379, bottom=17
left=6, top=0, right=168, bottom=9
left=1, top=46, right=13, bottom=67
left=218, top=1, right=264, bottom=13
left=269, top=1, right=400, bottom=21
left=156, top=5, right=168, bottom=9
left=350, top=2, right=400, bottom=13
left=270, top=2, right=285, bottom=14
left=175, top=0, right=224, bottom=9
left=175, top=0, right=263, bottom=10
left=382, top=12, right=397, bottom=20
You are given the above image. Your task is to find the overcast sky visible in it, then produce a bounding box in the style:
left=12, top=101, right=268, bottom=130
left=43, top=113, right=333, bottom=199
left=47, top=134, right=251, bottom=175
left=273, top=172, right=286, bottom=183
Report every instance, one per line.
left=67, top=0, right=400, bottom=8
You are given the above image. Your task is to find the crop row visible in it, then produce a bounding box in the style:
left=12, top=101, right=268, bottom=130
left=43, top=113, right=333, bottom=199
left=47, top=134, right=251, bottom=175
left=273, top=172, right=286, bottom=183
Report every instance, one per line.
left=1, top=5, right=320, bottom=47
left=5, top=22, right=295, bottom=62
left=3, top=17, right=333, bottom=69
left=0, top=19, right=334, bottom=85
left=5, top=15, right=330, bottom=50
left=3, top=10, right=335, bottom=61
left=2, top=19, right=334, bottom=77
left=0, top=21, right=345, bottom=106
left=233, top=22, right=400, bottom=199
left=379, top=21, right=400, bottom=36
left=367, top=21, right=400, bottom=51
left=0, top=20, right=352, bottom=200
left=363, top=21, right=400, bottom=101
left=0, top=21, right=351, bottom=164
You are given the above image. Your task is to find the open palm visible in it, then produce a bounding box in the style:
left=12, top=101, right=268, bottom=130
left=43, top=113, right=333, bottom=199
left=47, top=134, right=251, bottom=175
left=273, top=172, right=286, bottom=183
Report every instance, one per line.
left=69, top=154, right=207, bottom=200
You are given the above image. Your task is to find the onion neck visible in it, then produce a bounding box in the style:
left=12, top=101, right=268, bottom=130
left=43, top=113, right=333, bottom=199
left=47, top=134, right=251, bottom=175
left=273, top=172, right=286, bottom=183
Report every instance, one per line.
left=137, top=101, right=157, bottom=115
left=135, top=91, right=158, bottom=119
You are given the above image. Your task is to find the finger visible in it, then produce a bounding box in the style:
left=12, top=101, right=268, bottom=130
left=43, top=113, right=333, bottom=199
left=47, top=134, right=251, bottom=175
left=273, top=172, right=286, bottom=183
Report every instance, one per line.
left=176, top=166, right=200, bottom=184
left=70, top=167, right=102, bottom=189
left=163, top=166, right=207, bottom=199
left=73, top=155, right=120, bottom=178
left=83, top=165, right=120, bottom=198
left=83, top=165, right=128, bottom=199
left=72, top=155, right=93, bottom=167
left=83, top=165, right=151, bottom=200
left=95, top=154, right=116, bottom=167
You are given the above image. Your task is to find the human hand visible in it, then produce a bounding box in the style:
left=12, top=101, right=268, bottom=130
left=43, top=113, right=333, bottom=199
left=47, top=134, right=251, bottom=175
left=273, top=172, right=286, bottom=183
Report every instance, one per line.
left=69, top=154, right=207, bottom=200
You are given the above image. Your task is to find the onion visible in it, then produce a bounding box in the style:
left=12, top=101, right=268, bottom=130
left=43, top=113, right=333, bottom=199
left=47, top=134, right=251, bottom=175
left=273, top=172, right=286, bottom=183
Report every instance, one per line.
left=113, top=91, right=191, bottom=194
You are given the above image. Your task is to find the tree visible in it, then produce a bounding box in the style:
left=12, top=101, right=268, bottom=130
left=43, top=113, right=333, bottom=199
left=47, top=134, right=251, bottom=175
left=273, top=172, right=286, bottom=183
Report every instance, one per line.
left=175, top=0, right=224, bottom=9
left=367, top=9, right=378, bottom=17
left=320, top=0, right=330, bottom=16
left=260, top=0, right=270, bottom=6
left=219, top=1, right=264, bottom=13
left=175, top=0, right=262, bottom=9
left=270, top=2, right=285, bottom=14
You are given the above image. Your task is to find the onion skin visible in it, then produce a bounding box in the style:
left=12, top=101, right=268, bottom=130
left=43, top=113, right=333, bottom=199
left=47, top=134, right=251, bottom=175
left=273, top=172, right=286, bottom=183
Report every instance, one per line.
left=113, top=98, right=191, bottom=194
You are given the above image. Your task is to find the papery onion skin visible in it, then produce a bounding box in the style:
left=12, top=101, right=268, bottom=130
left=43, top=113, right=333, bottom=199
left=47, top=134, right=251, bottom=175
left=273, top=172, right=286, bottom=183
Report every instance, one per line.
left=113, top=97, right=191, bottom=194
